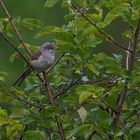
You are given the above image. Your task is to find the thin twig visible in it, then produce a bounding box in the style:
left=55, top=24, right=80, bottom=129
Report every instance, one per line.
left=43, top=72, right=66, bottom=140
left=72, top=4, right=132, bottom=53
left=0, top=0, right=31, bottom=56
left=111, top=18, right=140, bottom=139
left=54, top=78, right=106, bottom=99
left=54, top=79, right=80, bottom=99
left=0, top=33, right=44, bottom=82
left=46, top=53, right=65, bottom=74
left=0, top=90, right=44, bottom=109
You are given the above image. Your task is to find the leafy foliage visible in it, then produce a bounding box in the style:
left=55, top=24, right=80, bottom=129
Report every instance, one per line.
left=0, top=0, right=140, bottom=139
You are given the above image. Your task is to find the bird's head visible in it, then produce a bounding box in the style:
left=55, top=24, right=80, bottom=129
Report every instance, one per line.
left=41, top=42, right=55, bottom=53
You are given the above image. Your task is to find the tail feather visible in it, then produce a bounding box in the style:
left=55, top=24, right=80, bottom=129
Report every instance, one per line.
left=13, top=69, right=31, bottom=86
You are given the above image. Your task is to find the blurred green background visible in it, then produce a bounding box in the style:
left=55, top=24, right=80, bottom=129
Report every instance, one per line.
left=0, top=0, right=128, bottom=85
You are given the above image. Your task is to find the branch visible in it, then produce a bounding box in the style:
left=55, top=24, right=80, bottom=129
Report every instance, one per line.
left=130, top=18, right=140, bottom=69
left=72, top=4, right=132, bottom=53
left=0, top=90, right=44, bottom=109
left=0, top=0, right=31, bottom=56
left=111, top=18, right=140, bottom=139
left=43, top=72, right=66, bottom=140
left=0, top=33, right=44, bottom=82
left=54, top=78, right=106, bottom=99
left=46, top=53, right=65, bottom=74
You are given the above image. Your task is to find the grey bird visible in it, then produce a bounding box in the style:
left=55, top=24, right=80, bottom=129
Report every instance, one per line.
left=13, top=42, right=55, bottom=86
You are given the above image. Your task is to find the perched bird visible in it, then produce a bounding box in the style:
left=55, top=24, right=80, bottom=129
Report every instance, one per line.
left=13, top=42, right=55, bottom=86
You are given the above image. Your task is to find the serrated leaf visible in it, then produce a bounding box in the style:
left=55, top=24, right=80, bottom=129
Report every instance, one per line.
left=44, top=0, right=60, bottom=7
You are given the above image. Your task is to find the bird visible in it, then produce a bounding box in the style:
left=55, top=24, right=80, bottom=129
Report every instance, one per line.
left=13, top=42, right=55, bottom=86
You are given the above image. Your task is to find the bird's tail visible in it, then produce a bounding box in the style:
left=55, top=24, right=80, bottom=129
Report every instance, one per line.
left=13, top=69, right=31, bottom=86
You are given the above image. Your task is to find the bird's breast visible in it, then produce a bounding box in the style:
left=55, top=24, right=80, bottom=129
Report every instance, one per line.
left=31, top=54, right=55, bottom=72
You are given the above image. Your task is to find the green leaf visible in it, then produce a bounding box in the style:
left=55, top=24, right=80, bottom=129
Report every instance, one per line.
left=35, top=26, right=64, bottom=38
left=77, top=106, right=88, bottom=123
left=79, top=37, right=102, bottom=47
left=23, top=130, right=46, bottom=140
left=41, top=106, right=64, bottom=117
left=7, top=120, right=23, bottom=139
left=131, top=130, right=140, bottom=140
left=0, top=19, right=3, bottom=32
left=0, top=71, right=8, bottom=82
left=100, top=12, right=119, bottom=28
left=73, top=0, right=87, bottom=8
left=79, top=91, right=92, bottom=104
left=113, top=53, right=123, bottom=63
left=0, top=108, right=8, bottom=118
left=9, top=52, right=20, bottom=63
left=44, top=0, right=60, bottom=7
left=77, top=124, right=94, bottom=139
left=21, top=18, right=44, bottom=30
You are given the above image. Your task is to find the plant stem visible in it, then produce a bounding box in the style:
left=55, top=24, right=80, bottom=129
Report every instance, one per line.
left=0, top=33, right=44, bottom=82
left=0, top=0, right=31, bottom=56
left=0, top=90, right=44, bottom=109
left=43, top=72, right=66, bottom=140
left=72, top=4, right=132, bottom=53
left=111, top=18, right=140, bottom=139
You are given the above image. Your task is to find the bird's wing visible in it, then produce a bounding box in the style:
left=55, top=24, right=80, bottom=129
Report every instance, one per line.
left=31, top=51, right=42, bottom=60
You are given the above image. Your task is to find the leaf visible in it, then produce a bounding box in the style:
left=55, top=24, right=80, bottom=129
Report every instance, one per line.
left=41, top=106, right=64, bottom=117
left=73, top=0, right=87, bottom=8
left=0, top=71, right=8, bottom=82
left=0, top=19, right=4, bottom=32
left=35, top=26, right=64, bottom=38
left=7, top=120, right=23, bottom=139
left=100, top=12, right=119, bottom=28
left=87, top=0, right=95, bottom=6
left=44, top=0, right=60, bottom=7
left=0, top=108, right=8, bottom=118
left=131, top=130, right=140, bottom=140
left=79, top=37, right=103, bottom=47
left=77, top=106, right=88, bottom=123
left=77, top=124, right=94, bottom=139
left=93, top=53, right=124, bottom=75
left=86, top=64, right=100, bottom=75
left=23, top=130, right=46, bottom=140
left=9, top=52, right=20, bottom=63
left=79, top=91, right=92, bottom=104
left=113, top=53, right=123, bottom=63
left=21, top=18, right=44, bottom=30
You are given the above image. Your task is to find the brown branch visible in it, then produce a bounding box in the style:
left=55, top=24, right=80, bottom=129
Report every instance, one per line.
left=43, top=72, right=66, bottom=140
left=0, top=90, right=44, bottom=109
left=129, top=18, right=140, bottom=69
left=54, top=78, right=106, bottom=99
left=72, top=4, right=132, bottom=53
left=0, top=0, right=31, bottom=56
left=46, top=53, right=65, bottom=74
left=111, top=18, right=140, bottom=139
left=0, top=33, right=44, bottom=82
